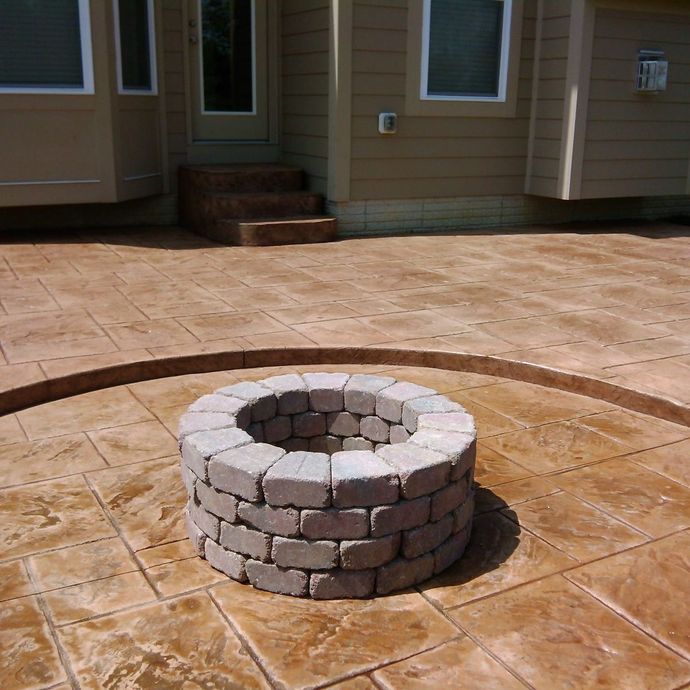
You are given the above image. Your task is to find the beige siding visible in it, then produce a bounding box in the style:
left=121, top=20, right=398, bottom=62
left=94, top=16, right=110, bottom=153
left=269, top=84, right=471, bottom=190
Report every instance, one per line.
left=162, top=1, right=187, bottom=194
left=581, top=8, right=690, bottom=198
left=526, top=0, right=571, bottom=197
left=348, top=0, right=536, bottom=201
left=281, top=0, right=330, bottom=194
left=0, top=1, right=116, bottom=207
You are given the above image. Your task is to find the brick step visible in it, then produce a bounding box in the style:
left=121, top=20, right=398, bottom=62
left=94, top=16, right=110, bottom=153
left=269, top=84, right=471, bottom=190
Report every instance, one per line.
left=213, top=215, right=338, bottom=246
left=195, top=191, right=324, bottom=226
left=178, top=162, right=337, bottom=246
left=179, top=164, right=303, bottom=194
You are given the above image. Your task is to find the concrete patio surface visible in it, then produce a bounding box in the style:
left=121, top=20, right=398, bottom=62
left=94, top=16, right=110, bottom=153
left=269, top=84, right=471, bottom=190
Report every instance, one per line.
left=0, top=222, right=689, bottom=406
left=1, top=223, right=689, bottom=689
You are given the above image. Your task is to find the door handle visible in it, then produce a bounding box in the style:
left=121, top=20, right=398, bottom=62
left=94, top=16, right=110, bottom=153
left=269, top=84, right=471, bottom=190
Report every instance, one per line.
left=189, top=33, right=198, bottom=44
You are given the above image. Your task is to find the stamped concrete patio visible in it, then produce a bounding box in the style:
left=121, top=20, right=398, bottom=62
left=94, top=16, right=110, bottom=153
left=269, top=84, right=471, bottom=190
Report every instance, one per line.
left=1, top=223, right=689, bottom=689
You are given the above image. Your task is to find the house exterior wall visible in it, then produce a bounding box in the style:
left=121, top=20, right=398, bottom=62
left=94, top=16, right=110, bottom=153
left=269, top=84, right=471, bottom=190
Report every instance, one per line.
left=525, top=0, right=571, bottom=198
left=0, top=1, right=164, bottom=210
left=329, top=0, right=690, bottom=234
left=281, top=0, right=331, bottom=195
left=346, top=0, right=533, bottom=202
left=581, top=6, right=690, bottom=198
left=1, top=0, right=690, bottom=234
left=162, top=0, right=187, bottom=197
left=525, top=0, right=690, bottom=201
left=0, top=1, right=117, bottom=208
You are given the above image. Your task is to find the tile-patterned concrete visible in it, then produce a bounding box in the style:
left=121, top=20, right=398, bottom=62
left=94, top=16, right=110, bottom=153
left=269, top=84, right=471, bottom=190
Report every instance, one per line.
left=1, top=225, right=689, bottom=687
left=0, top=365, right=688, bottom=689
left=0, top=225, right=689, bottom=407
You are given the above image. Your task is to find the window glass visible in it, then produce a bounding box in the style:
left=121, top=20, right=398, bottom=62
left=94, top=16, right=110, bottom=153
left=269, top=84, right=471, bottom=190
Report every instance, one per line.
left=426, top=0, right=505, bottom=99
left=0, top=0, right=84, bottom=88
left=201, top=0, right=253, bottom=112
left=118, top=0, right=153, bottom=91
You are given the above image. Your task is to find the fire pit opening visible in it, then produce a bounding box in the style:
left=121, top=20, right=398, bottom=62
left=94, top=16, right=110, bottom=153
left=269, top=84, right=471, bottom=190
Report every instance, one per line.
left=178, top=372, right=476, bottom=599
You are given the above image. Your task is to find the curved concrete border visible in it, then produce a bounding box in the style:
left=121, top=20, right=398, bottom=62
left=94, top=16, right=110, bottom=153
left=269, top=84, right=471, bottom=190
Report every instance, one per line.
left=180, top=372, right=477, bottom=598
left=1, top=346, right=688, bottom=428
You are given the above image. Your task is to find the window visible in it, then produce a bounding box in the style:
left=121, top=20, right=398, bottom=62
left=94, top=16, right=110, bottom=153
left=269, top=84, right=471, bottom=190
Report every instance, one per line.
left=421, top=0, right=512, bottom=102
left=200, top=0, right=255, bottom=113
left=114, top=0, right=157, bottom=94
left=0, top=0, right=93, bottom=94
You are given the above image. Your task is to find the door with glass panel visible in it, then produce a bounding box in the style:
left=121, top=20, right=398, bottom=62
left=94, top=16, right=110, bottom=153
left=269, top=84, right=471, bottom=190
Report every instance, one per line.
left=188, top=0, right=268, bottom=141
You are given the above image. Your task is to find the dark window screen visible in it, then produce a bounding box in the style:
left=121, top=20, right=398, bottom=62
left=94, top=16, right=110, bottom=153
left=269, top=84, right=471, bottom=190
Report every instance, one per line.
left=427, top=0, right=504, bottom=98
left=118, top=0, right=152, bottom=91
left=0, top=0, right=84, bottom=88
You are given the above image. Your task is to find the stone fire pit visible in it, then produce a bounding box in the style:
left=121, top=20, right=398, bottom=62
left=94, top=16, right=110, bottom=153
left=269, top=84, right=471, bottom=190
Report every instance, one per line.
left=178, top=373, right=476, bottom=599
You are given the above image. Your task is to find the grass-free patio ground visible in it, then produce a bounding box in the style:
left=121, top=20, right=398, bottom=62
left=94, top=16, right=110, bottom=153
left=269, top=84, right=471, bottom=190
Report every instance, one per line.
left=1, top=223, right=689, bottom=689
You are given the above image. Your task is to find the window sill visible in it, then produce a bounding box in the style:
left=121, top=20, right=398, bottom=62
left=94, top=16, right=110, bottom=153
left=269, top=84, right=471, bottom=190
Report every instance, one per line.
left=0, top=88, right=94, bottom=96
left=404, top=93, right=518, bottom=118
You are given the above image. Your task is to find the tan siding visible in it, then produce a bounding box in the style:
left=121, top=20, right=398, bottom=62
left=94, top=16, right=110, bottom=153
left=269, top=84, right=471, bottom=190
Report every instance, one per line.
left=525, top=0, right=571, bottom=197
left=349, top=0, right=537, bottom=201
left=162, top=1, right=187, bottom=194
left=581, top=8, right=690, bottom=198
left=281, top=1, right=330, bottom=194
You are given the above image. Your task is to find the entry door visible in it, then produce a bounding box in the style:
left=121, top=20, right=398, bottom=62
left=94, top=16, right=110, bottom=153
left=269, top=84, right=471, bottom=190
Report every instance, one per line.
left=188, top=0, right=269, bottom=141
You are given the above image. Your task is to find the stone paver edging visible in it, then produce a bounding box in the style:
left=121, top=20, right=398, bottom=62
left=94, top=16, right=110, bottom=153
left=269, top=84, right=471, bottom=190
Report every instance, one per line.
left=179, top=372, right=477, bottom=598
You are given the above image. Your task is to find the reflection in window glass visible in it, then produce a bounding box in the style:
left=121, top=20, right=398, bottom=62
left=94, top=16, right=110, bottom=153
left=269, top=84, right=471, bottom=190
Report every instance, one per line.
left=118, top=0, right=153, bottom=91
left=201, top=0, right=253, bottom=112
left=0, top=0, right=84, bottom=88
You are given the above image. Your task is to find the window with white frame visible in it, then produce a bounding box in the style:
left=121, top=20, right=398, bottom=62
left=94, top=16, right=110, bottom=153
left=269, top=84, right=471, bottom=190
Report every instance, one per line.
left=421, top=0, right=512, bottom=102
left=114, top=0, right=157, bottom=94
left=0, top=0, right=93, bottom=94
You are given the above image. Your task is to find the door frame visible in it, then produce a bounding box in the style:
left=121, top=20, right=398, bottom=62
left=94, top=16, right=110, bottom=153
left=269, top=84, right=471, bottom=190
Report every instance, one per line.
left=182, top=0, right=280, bottom=164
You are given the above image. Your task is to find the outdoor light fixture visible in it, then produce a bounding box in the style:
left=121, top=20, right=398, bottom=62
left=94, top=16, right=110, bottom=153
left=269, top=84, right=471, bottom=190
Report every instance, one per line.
left=635, top=50, right=668, bottom=92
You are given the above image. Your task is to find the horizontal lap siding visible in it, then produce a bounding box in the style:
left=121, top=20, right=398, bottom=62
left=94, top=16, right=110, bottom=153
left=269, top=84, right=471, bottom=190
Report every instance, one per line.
left=526, top=0, right=570, bottom=197
left=581, top=8, right=690, bottom=199
left=163, top=1, right=186, bottom=195
left=350, top=0, right=537, bottom=201
left=281, top=1, right=330, bottom=194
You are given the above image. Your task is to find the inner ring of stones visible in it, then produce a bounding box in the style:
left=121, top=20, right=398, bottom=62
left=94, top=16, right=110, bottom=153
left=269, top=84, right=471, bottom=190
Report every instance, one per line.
left=179, top=372, right=477, bottom=599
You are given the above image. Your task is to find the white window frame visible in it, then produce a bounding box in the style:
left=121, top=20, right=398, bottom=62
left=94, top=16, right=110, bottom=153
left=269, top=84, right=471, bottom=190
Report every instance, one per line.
left=420, top=0, right=512, bottom=103
left=113, top=0, right=158, bottom=95
left=0, top=0, right=94, bottom=95
left=199, top=0, right=257, bottom=116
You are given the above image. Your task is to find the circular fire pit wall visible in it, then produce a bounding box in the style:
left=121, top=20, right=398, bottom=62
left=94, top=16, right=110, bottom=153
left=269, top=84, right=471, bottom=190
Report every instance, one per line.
left=178, top=373, right=476, bottom=599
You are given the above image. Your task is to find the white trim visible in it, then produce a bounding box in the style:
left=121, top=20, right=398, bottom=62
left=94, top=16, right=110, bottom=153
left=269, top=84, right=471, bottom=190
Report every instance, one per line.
left=420, top=0, right=512, bottom=103
left=0, top=0, right=94, bottom=95
left=113, top=0, right=158, bottom=95
left=198, top=0, right=257, bottom=116
left=123, top=172, right=161, bottom=181
left=0, top=178, right=100, bottom=187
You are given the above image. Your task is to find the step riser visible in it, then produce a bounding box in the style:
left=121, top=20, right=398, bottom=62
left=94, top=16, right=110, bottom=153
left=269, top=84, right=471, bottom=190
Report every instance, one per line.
left=179, top=167, right=303, bottom=194
left=178, top=163, right=337, bottom=245
left=198, top=193, right=324, bottom=224
left=216, top=218, right=338, bottom=246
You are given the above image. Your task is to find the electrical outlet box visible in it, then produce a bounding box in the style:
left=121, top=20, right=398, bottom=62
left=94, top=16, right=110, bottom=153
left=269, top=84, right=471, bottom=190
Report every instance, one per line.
left=636, top=50, right=668, bottom=92
left=378, top=112, right=397, bottom=134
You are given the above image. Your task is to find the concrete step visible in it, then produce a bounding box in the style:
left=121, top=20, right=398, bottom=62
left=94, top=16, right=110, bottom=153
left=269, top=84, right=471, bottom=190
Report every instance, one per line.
left=178, top=162, right=337, bottom=246
left=213, top=215, right=338, bottom=246
left=194, top=190, right=324, bottom=226
left=179, top=164, right=303, bottom=194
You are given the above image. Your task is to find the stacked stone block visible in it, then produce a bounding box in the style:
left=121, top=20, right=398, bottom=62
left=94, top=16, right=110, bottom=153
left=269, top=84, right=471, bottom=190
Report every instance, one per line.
left=179, top=373, right=476, bottom=599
